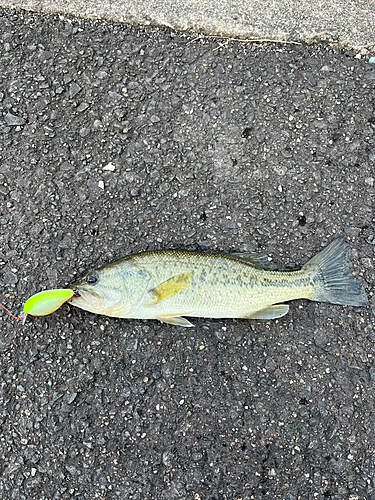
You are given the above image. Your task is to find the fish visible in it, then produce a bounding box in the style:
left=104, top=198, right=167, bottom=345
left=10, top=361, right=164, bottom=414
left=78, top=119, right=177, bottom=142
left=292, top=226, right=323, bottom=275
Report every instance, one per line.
left=69, top=236, right=368, bottom=327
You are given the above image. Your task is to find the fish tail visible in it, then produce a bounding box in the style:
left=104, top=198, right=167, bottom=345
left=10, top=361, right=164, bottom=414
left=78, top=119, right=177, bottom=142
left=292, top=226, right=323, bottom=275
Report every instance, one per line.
left=303, top=236, right=368, bottom=306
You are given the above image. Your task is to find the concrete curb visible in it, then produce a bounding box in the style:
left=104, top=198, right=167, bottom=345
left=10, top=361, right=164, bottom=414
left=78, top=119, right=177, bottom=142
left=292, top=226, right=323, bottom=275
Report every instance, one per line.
left=0, top=0, right=374, bottom=51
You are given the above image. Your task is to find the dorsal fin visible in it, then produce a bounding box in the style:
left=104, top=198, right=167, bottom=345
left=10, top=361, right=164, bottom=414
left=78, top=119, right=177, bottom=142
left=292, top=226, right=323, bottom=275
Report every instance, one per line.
left=229, top=252, right=278, bottom=271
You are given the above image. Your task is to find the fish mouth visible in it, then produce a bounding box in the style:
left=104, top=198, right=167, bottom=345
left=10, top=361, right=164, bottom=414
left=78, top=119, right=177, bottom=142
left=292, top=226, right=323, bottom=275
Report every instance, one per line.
left=69, top=285, right=104, bottom=313
left=71, top=286, right=89, bottom=302
left=68, top=287, right=84, bottom=306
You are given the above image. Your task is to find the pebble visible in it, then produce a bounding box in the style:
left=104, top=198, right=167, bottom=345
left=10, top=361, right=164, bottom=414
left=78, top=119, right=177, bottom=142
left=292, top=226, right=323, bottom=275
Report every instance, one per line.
left=79, top=127, right=90, bottom=137
left=171, top=96, right=181, bottom=108
left=4, top=271, right=18, bottom=284
left=77, top=102, right=89, bottom=112
left=4, top=113, right=25, bottom=126
left=67, top=393, right=77, bottom=404
left=103, top=163, right=116, bottom=171
left=69, top=82, right=81, bottom=98
left=108, top=91, right=122, bottom=101
left=96, top=70, right=108, bottom=79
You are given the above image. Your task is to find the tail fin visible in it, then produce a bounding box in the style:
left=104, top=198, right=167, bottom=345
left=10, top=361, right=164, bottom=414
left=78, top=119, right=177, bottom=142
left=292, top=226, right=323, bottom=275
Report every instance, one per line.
left=303, top=236, right=368, bottom=306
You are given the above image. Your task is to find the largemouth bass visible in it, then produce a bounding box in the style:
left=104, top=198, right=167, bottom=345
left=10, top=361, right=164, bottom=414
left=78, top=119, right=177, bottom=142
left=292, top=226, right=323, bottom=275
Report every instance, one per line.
left=69, top=237, right=368, bottom=327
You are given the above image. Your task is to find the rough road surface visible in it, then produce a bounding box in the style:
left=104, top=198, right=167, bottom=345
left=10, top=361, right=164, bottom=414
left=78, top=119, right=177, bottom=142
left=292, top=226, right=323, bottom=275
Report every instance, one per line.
left=0, top=8, right=375, bottom=500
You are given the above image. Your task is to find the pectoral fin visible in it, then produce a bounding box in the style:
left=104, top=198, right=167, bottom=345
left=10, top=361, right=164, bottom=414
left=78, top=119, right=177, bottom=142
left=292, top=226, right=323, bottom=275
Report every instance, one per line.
left=157, top=314, right=194, bottom=327
left=243, top=304, right=289, bottom=320
left=150, top=272, right=193, bottom=304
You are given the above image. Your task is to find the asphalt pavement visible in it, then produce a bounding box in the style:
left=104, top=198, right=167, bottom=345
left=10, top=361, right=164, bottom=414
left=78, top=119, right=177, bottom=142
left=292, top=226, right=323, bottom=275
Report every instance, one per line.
left=0, top=6, right=375, bottom=500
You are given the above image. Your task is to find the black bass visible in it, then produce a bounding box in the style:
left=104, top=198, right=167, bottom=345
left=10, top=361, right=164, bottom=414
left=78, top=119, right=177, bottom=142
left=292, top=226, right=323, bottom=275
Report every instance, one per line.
left=69, top=237, right=368, bottom=327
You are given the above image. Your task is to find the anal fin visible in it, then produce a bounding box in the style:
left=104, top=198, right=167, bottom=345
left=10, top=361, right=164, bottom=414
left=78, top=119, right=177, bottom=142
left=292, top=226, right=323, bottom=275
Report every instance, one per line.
left=157, top=314, right=194, bottom=327
left=243, top=304, right=289, bottom=320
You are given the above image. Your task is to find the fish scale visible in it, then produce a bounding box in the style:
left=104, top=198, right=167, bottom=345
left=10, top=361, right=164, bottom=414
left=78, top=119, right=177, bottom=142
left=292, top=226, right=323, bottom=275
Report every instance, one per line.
left=134, top=252, right=281, bottom=317
left=135, top=252, right=312, bottom=315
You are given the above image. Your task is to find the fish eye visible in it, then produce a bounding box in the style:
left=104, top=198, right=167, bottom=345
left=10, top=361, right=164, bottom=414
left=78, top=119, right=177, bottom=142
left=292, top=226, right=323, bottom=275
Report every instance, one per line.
left=85, top=274, right=98, bottom=285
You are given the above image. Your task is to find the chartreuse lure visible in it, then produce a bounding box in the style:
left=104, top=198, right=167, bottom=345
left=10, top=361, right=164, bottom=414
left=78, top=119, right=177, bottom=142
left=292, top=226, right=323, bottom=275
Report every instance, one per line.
left=0, top=289, right=73, bottom=323
left=23, top=289, right=74, bottom=316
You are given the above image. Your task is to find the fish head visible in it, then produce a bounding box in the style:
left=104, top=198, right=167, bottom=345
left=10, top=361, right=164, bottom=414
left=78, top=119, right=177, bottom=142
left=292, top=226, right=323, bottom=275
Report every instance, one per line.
left=69, top=263, right=134, bottom=317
